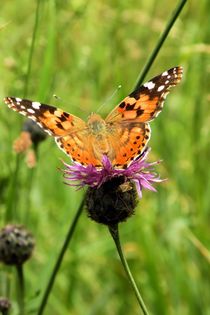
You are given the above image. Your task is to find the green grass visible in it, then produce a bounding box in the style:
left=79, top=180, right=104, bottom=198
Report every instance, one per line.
left=1, top=1, right=210, bottom=314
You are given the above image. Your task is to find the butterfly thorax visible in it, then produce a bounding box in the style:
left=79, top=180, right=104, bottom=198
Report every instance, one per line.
left=87, top=113, right=113, bottom=158
left=87, top=113, right=107, bottom=135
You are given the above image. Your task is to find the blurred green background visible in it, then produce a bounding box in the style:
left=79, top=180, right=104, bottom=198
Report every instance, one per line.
left=0, top=1, right=210, bottom=314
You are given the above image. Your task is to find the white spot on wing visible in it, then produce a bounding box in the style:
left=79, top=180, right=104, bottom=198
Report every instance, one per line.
left=32, top=102, right=41, bottom=109
left=157, top=85, right=165, bottom=92
left=15, top=98, right=22, bottom=102
left=27, top=108, right=35, bottom=114
left=19, top=111, right=27, bottom=116
left=44, top=129, right=53, bottom=136
left=143, top=81, right=155, bottom=90
left=162, top=71, right=168, bottom=76
left=162, top=91, right=169, bottom=99
left=55, top=138, right=69, bottom=156
left=28, top=115, right=36, bottom=121
left=37, top=122, right=42, bottom=128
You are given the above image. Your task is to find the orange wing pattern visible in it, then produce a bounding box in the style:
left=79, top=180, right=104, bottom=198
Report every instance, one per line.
left=4, top=97, right=86, bottom=137
left=104, top=66, right=183, bottom=167
left=108, top=123, right=151, bottom=168
left=4, top=97, right=104, bottom=166
left=56, top=135, right=102, bottom=167
left=106, top=66, right=183, bottom=123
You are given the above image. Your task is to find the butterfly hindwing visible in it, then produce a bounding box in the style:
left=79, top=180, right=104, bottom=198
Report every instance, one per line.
left=108, top=122, right=151, bottom=168
left=56, top=134, right=102, bottom=167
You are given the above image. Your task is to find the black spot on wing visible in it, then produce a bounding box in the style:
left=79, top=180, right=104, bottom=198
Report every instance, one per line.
left=56, top=122, right=63, bottom=129
left=125, top=104, right=136, bottom=111
left=136, top=108, right=144, bottom=116
left=119, top=101, right=126, bottom=109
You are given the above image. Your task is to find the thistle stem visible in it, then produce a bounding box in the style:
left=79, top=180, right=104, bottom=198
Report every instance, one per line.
left=108, top=225, right=149, bottom=315
left=135, top=0, right=187, bottom=88
left=37, top=196, right=85, bottom=315
left=24, top=0, right=41, bottom=97
left=6, top=154, right=21, bottom=222
left=16, top=264, right=25, bottom=315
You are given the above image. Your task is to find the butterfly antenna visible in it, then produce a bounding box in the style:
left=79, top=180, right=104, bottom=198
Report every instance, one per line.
left=53, top=94, right=87, bottom=114
left=96, top=85, right=122, bottom=114
left=53, top=94, right=61, bottom=101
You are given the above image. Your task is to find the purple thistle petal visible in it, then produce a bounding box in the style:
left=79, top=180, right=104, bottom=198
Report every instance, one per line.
left=61, top=148, right=164, bottom=199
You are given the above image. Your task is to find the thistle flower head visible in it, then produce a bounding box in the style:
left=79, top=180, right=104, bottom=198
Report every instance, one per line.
left=62, top=148, right=162, bottom=199
left=0, top=224, right=35, bottom=266
left=63, top=149, right=161, bottom=226
left=62, top=148, right=163, bottom=225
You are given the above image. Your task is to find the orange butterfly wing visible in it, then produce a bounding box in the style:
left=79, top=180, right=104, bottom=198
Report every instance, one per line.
left=106, top=66, right=183, bottom=123
left=56, top=135, right=102, bottom=167
left=106, top=122, right=151, bottom=168
left=4, top=97, right=101, bottom=165
left=105, top=66, right=183, bottom=167
left=4, top=97, right=86, bottom=137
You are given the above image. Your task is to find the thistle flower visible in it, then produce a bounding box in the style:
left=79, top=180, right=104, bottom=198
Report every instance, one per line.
left=0, top=224, right=35, bottom=266
left=62, top=148, right=163, bottom=225
left=63, top=148, right=161, bottom=198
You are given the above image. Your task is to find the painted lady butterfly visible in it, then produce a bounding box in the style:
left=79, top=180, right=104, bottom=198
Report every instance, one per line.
left=4, top=66, right=183, bottom=168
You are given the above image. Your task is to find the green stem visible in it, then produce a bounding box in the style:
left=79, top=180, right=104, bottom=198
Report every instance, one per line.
left=16, top=264, right=25, bottom=315
left=135, top=0, right=187, bottom=88
left=24, top=145, right=39, bottom=224
left=24, top=0, right=41, bottom=97
left=37, top=196, right=85, bottom=315
left=109, top=225, right=149, bottom=315
left=6, top=0, right=42, bottom=222
left=6, top=154, right=21, bottom=222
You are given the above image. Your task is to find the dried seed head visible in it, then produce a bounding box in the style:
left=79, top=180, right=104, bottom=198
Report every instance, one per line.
left=86, top=176, right=137, bottom=226
left=0, top=297, right=11, bottom=314
left=13, top=131, right=32, bottom=153
left=26, top=149, right=36, bottom=168
left=0, top=224, right=35, bottom=266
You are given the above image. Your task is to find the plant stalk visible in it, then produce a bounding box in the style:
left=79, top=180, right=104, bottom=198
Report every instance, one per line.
left=16, top=264, right=25, bottom=315
left=24, top=0, right=41, bottom=97
left=109, top=225, right=150, bottom=315
left=135, top=0, right=187, bottom=88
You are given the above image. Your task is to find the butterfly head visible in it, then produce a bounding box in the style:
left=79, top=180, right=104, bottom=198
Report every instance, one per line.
left=87, top=113, right=106, bottom=135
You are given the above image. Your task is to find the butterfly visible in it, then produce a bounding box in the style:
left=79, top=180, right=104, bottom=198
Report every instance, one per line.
left=4, top=66, right=183, bottom=169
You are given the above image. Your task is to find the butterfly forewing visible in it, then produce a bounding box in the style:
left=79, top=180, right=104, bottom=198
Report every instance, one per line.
left=4, top=97, right=86, bottom=137
left=106, top=66, right=183, bottom=123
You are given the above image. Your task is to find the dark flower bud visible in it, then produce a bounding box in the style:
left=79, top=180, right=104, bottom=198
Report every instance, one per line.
left=86, top=176, right=137, bottom=225
left=0, top=297, right=11, bottom=315
left=23, top=119, right=46, bottom=147
left=0, top=224, right=35, bottom=266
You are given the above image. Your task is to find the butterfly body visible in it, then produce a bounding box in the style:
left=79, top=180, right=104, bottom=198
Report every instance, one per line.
left=86, top=114, right=111, bottom=162
left=4, top=66, right=183, bottom=169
